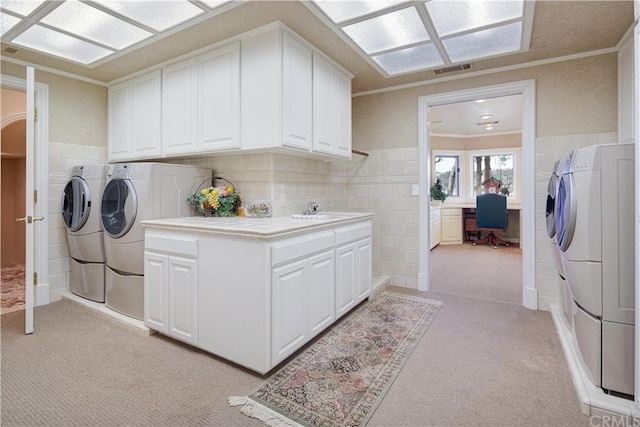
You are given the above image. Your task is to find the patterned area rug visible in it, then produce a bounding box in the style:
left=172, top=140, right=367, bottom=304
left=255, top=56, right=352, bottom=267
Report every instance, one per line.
left=1, top=264, right=25, bottom=308
left=230, top=291, right=442, bottom=426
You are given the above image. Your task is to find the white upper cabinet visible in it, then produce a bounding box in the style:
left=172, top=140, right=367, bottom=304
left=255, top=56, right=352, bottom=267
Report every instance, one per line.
left=162, top=42, right=240, bottom=156
left=313, top=53, right=352, bottom=159
left=108, top=70, right=161, bottom=161
left=241, top=28, right=313, bottom=152
left=242, top=25, right=352, bottom=158
left=108, top=23, right=351, bottom=161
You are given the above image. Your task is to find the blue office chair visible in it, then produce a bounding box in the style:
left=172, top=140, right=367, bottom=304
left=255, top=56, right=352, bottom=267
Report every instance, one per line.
left=473, top=193, right=510, bottom=247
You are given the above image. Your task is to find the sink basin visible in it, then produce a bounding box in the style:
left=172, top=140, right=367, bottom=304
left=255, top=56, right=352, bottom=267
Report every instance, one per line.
left=290, top=212, right=359, bottom=220
left=290, top=214, right=330, bottom=220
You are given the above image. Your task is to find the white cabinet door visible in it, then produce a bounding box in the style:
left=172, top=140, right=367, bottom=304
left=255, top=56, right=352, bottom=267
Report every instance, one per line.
left=334, top=70, right=352, bottom=158
left=441, top=209, right=463, bottom=244
left=108, top=82, right=132, bottom=161
left=162, top=58, right=199, bottom=155
left=282, top=32, right=312, bottom=150
left=312, top=53, right=352, bottom=158
left=272, top=258, right=308, bottom=364
left=335, top=242, right=356, bottom=319
left=312, top=54, right=335, bottom=155
left=108, top=70, right=161, bottom=161
left=355, top=239, right=372, bottom=301
left=308, top=249, right=335, bottom=338
left=199, top=42, right=240, bottom=151
left=144, top=252, right=168, bottom=332
left=131, top=71, right=162, bottom=158
left=167, top=257, right=198, bottom=345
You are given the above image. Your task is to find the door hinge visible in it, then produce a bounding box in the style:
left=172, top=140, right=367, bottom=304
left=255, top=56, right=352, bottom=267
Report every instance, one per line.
left=33, top=272, right=37, bottom=286
left=34, top=107, right=38, bottom=122
left=33, top=190, right=38, bottom=203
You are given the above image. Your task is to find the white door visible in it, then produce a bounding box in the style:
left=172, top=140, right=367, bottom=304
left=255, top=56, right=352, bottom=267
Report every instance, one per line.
left=22, top=67, right=37, bottom=334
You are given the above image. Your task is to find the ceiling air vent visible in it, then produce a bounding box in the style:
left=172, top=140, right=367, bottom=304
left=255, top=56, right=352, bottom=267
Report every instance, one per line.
left=4, top=47, right=18, bottom=54
left=433, top=64, right=471, bottom=75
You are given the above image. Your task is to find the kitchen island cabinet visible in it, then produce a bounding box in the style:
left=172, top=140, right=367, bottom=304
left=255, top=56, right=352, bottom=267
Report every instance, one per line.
left=142, top=213, right=372, bottom=374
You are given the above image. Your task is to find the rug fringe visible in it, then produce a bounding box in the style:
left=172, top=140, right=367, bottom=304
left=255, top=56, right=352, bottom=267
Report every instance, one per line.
left=229, top=396, right=302, bottom=427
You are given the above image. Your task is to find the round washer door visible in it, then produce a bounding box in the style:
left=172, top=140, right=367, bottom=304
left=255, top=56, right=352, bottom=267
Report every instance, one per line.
left=555, top=172, right=577, bottom=252
left=545, top=173, right=558, bottom=238
left=101, top=179, right=137, bottom=238
left=61, top=176, right=91, bottom=232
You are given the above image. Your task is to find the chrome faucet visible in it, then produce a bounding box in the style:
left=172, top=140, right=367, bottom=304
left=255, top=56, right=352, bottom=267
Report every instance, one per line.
left=302, top=201, right=335, bottom=215
left=303, top=201, right=319, bottom=215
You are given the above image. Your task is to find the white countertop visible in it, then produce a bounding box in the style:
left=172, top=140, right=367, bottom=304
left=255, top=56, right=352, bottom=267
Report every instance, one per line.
left=141, top=212, right=374, bottom=240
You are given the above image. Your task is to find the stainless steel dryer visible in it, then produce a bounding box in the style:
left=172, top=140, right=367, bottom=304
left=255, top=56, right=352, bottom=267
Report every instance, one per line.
left=61, top=164, right=108, bottom=302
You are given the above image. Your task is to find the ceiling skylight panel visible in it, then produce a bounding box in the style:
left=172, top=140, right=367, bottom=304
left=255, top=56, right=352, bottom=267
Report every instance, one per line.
left=200, top=0, right=233, bottom=10
left=342, top=7, right=429, bottom=54
left=443, top=22, right=522, bottom=63
left=426, top=0, right=524, bottom=37
left=12, top=24, right=113, bottom=64
left=314, top=0, right=408, bottom=24
left=90, top=0, right=205, bottom=32
left=40, top=1, right=152, bottom=50
left=1, top=12, right=21, bottom=36
left=1, top=0, right=46, bottom=17
left=373, top=43, right=443, bottom=75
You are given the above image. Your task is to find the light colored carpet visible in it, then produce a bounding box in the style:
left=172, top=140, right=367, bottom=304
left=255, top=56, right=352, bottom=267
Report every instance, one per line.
left=1, top=242, right=590, bottom=426
left=430, top=243, right=522, bottom=305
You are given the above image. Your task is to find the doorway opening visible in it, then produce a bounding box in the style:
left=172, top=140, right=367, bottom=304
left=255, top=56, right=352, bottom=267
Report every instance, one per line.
left=427, top=94, right=524, bottom=305
left=1, top=88, right=27, bottom=314
left=417, top=80, right=537, bottom=310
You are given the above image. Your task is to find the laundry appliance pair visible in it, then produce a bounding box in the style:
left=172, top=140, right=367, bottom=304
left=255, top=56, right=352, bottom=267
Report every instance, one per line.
left=62, top=163, right=209, bottom=320
left=555, top=143, right=635, bottom=397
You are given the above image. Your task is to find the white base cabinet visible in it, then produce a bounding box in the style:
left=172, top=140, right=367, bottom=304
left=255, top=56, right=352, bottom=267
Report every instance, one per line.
left=430, top=207, right=442, bottom=250
left=143, top=218, right=371, bottom=374
left=441, top=208, right=463, bottom=245
left=144, top=235, right=199, bottom=346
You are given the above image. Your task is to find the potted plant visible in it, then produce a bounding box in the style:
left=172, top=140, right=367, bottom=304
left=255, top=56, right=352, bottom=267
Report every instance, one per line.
left=430, top=179, right=448, bottom=204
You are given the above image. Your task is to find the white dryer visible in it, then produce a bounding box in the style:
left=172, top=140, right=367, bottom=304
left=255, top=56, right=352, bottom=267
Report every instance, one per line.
left=555, top=143, right=635, bottom=396
left=100, top=163, right=209, bottom=320
left=61, top=164, right=108, bottom=302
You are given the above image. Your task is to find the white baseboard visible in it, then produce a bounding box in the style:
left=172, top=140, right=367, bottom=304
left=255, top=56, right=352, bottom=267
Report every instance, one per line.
left=35, top=283, right=50, bottom=306
left=550, top=302, right=639, bottom=419
left=522, top=285, right=538, bottom=310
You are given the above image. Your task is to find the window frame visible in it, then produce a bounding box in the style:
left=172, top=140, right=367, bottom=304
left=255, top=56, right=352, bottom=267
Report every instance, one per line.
left=467, top=147, right=521, bottom=203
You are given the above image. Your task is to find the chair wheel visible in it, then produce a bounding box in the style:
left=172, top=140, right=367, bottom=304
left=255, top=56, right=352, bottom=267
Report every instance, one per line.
left=506, top=243, right=510, bottom=247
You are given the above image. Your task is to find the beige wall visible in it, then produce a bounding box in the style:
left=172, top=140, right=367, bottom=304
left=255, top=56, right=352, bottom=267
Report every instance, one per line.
left=349, top=53, right=618, bottom=302
left=1, top=61, right=108, bottom=148
left=431, top=133, right=522, bottom=150
left=1, top=158, right=26, bottom=268
left=1, top=87, right=26, bottom=118
left=353, top=53, right=617, bottom=151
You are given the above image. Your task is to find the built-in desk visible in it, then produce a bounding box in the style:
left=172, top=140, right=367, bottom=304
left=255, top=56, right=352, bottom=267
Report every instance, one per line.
left=437, top=203, right=522, bottom=246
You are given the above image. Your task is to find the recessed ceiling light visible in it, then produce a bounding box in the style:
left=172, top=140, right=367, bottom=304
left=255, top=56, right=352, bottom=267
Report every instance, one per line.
left=485, top=125, right=494, bottom=130
left=475, top=99, right=485, bottom=103
left=480, top=114, right=492, bottom=119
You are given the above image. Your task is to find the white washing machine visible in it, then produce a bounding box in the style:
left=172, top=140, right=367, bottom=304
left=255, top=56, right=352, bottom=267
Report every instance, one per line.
left=555, top=143, right=635, bottom=396
left=61, top=164, right=108, bottom=302
left=545, top=157, right=572, bottom=330
left=101, top=163, right=209, bottom=320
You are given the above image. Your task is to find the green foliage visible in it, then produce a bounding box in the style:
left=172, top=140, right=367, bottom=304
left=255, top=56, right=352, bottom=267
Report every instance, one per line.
left=430, top=179, right=448, bottom=202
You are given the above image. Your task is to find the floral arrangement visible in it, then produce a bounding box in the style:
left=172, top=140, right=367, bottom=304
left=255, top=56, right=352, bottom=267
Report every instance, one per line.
left=187, top=178, right=241, bottom=216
